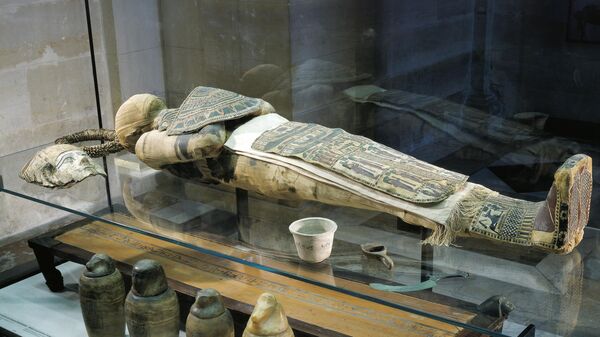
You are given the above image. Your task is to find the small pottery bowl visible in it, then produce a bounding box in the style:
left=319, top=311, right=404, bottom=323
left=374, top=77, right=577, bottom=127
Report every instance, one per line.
left=289, top=217, right=337, bottom=263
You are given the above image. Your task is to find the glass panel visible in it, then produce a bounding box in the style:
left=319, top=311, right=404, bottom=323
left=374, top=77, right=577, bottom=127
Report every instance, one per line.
left=1, top=158, right=510, bottom=337
left=4, top=145, right=599, bottom=336
left=2, top=0, right=599, bottom=336
left=0, top=0, right=109, bottom=243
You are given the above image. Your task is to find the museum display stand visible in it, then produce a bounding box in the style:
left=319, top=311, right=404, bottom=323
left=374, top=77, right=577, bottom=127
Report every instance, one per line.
left=3, top=147, right=598, bottom=336
left=3, top=0, right=600, bottom=336
left=26, top=217, right=494, bottom=337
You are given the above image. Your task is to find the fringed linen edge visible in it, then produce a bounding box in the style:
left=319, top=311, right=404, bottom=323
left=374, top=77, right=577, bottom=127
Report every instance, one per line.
left=422, top=186, right=495, bottom=246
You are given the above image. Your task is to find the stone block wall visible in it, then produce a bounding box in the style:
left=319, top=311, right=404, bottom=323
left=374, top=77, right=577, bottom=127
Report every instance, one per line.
left=287, top=0, right=375, bottom=132
left=112, top=0, right=164, bottom=100
left=0, top=0, right=97, bottom=157
left=489, top=0, right=600, bottom=123
left=159, top=0, right=291, bottom=113
left=371, top=0, right=475, bottom=155
left=375, top=0, right=474, bottom=97
left=0, top=0, right=118, bottom=244
left=159, top=0, right=374, bottom=130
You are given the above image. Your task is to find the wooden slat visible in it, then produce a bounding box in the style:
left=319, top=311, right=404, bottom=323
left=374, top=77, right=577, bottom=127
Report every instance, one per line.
left=105, top=212, right=477, bottom=323
left=57, top=221, right=469, bottom=337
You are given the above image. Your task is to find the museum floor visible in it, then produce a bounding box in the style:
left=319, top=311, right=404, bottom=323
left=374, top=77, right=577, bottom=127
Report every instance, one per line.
left=0, top=262, right=186, bottom=337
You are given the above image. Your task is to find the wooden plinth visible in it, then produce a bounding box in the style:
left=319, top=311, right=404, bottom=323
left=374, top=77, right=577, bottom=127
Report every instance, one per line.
left=34, top=212, right=500, bottom=337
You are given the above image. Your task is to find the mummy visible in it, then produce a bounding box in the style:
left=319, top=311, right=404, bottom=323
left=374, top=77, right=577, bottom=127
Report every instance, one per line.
left=22, top=86, right=593, bottom=254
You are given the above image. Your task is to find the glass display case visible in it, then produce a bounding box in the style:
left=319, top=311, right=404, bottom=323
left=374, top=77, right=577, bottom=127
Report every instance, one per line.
left=2, top=145, right=599, bottom=337
left=1, top=1, right=599, bottom=336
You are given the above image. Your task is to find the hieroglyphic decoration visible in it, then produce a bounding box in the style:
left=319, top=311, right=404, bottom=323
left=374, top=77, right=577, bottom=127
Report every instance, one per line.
left=167, top=87, right=261, bottom=135
left=156, top=108, right=179, bottom=131
left=469, top=194, right=542, bottom=245
left=252, top=122, right=468, bottom=204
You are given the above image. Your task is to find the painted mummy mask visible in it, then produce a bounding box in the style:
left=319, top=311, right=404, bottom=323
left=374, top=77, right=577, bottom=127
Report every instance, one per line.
left=19, top=144, right=106, bottom=189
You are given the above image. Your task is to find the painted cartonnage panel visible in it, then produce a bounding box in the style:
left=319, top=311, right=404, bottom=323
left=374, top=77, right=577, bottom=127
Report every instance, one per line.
left=252, top=121, right=468, bottom=204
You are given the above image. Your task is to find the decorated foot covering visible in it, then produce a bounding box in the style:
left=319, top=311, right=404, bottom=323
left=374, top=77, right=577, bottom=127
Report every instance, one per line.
left=447, top=154, right=592, bottom=254
left=533, top=154, right=593, bottom=253
left=447, top=188, right=544, bottom=248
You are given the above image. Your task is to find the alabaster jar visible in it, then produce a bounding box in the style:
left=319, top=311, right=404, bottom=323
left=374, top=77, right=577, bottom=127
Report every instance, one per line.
left=289, top=217, right=337, bottom=263
left=125, top=259, right=180, bottom=337
left=243, top=293, right=294, bottom=337
left=186, top=288, right=234, bottom=337
left=79, top=253, right=126, bottom=337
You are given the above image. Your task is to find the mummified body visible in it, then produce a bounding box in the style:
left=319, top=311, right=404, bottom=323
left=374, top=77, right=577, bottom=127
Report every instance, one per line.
left=33, top=86, right=592, bottom=254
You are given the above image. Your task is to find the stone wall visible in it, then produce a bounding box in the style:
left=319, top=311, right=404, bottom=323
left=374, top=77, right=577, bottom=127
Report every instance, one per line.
left=0, top=0, right=97, bottom=157
left=0, top=0, right=118, bottom=244
left=489, top=0, right=600, bottom=123
left=287, top=0, right=375, bottom=132
left=159, top=0, right=291, bottom=115
left=159, top=0, right=374, bottom=131
left=371, top=0, right=475, bottom=158
left=112, top=0, right=164, bottom=100
left=375, top=0, right=475, bottom=97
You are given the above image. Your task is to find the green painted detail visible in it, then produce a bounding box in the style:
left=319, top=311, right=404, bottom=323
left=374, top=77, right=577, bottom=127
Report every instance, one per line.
left=166, top=86, right=261, bottom=135
left=252, top=122, right=468, bottom=204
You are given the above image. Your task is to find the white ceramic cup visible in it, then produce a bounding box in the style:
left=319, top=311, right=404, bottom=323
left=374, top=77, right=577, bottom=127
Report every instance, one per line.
left=289, top=217, right=337, bottom=263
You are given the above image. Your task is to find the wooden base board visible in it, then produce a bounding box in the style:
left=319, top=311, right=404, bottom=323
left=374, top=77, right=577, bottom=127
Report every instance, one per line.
left=55, top=218, right=488, bottom=337
left=104, top=213, right=478, bottom=320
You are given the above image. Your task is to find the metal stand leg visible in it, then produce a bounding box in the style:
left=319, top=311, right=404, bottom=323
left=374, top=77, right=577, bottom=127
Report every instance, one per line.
left=28, top=239, right=64, bottom=292
left=396, top=217, right=421, bottom=233
left=420, top=228, right=434, bottom=283
left=236, top=188, right=249, bottom=223
left=518, top=324, right=535, bottom=337
left=396, top=217, right=434, bottom=284
left=235, top=188, right=249, bottom=241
